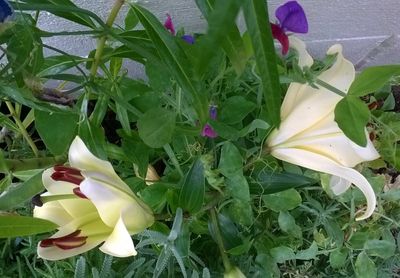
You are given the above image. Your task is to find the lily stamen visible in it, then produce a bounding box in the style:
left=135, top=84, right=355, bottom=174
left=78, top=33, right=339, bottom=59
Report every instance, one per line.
left=40, top=230, right=88, bottom=250
left=51, top=165, right=84, bottom=185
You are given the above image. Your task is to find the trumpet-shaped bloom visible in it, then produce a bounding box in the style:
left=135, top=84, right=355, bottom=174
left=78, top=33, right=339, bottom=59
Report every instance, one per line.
left=266, top=44, right=380, bottom=221
left=34, top=136, right=154, bottom=260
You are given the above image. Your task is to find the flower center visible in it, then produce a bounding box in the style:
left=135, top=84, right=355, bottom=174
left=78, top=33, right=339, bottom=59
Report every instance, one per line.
left=40, top=230, right=88, bottom=250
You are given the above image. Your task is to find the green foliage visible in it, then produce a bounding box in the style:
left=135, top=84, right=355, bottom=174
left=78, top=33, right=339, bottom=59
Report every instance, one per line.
left=0, top=0, right=399, bottom=277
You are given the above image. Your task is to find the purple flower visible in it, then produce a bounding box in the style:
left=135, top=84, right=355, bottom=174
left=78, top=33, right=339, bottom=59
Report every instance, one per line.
left=164, top=14, right=175, bottom=35
left=181, top=35, right=195, bottom=45
left=164, top=14, right=195, bottom=44
left=270, top=1, right=308, bottom=54
left=201, top=124, right=218, bottom=138
left=275, top=1, right=308, bottom=33
left=201, top=105, right=218, bottom=138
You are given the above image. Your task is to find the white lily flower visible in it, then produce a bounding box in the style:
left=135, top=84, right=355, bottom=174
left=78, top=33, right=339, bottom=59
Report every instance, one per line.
left=34, top=136, right=154, bottom=260
left=267, top=44, right=380, bottom=221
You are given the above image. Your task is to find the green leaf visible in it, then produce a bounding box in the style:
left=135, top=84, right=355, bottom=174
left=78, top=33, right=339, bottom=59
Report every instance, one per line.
left=262, top=189, right=302, bottom=212
left=131, top=4, right=207, bottom=122
left=218, top=142, right=243, bottom=176
left=35, top=110, right=78, bottom=155
left=0, top=171, right=44, bottom=210
left=195, top=0, right=247, bottom=75
left=74, top=256, right=87, bottom=278
left=270, top=246, right=295, bottom=263
left=125, top=6, right=139, bottom=30
left=295, top=242, right=318, bottom=260
left=137, top=108, right=176, bottom=148
left=141, top=183, right=168, bottom=212
left=121, top=134, right=150, bottom=178
left=0, top=84, right=70, bottom=113
left=18, top=0, right=95, bottom=28
left=329, top=248, right=348, bottom=269
left=225, top=175, right=253, bottom=226
left=0, top=215, right=57, bottom=238
left=364, top=239, right=396, bottom=259
left=78, top=118, right=107, bottom=159
left=334, top=96, right=370, bottom=147
left=250, top=170, right=316, bottom=194
left=354, top=251, right=377, bottom=278
left=38, top=55, right=87, bottom=77
left=349, top=65, right=400, bottom=97
left=179, top=158, right=205, bottom=214
left=278, top=211, right=302, bottom=238
left=220, top=96, right=256, bottom=124
left=242, top=0, right=281, bottom=126
left=193, top=0, right=242, bottom=77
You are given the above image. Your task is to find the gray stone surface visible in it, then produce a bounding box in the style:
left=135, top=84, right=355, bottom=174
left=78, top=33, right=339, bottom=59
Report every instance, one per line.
left=37, top=0, right=400, bottom=78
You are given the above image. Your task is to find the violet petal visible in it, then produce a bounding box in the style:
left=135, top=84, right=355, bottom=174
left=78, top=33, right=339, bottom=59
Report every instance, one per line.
left=201, top=124, right=218, bottom=138
left=275, top=1, right=308, bottom=33
left=181, top=35, right=195, bottom=44
left=209, top=105, right=217, bottom=120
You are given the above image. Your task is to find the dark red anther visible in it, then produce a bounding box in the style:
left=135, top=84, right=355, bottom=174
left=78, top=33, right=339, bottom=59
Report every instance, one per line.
left=51, top=166, right=84, bottom=185
left=40, top=230, right=88, bottom=250
left=368, top=101, right=378, bottom=110
left=369, top=132, right=375, bottom=141
left=73, top=187, right=88, bottom=199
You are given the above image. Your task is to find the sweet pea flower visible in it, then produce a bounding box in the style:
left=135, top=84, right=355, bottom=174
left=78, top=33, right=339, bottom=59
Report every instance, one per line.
left=164, top=14, right=195, bottom=44
left=34, top=136, right=154, bottom=260
left=271, top=1, right=308, bottom=54
left=266, top=44, right=380, bottom=221
left=0, top=0, right=13, bottom=23
left=201, top=105, right=218, bottom=138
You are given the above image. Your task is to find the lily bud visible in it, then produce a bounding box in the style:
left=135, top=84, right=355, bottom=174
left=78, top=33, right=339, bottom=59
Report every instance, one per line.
left=224, top=267, right=246, bottom=278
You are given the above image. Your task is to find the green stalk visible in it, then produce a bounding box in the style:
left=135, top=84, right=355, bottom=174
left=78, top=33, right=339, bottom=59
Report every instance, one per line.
left=89, top=0, right=125, bottom=78
left=5, top=101, right=39, bottom=157
left=315, top=79, right=347, bottom=97
left=210, top=209, right=232, bottom=272
left=0, top=156, right=66, bottom=173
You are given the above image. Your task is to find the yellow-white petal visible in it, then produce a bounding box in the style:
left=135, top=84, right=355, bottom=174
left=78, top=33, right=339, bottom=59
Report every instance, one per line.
left=288, top=36, right=313, bottom=69
left=329, top=175, right=351, bottom=195
left=34, top=200, right=73, bottom=227
left=99, top=216, right=137, bottom=257
left=69, top=136, right=132, bottom=194
left=271, top=147, right=376, bottom=220
left=80, top=178, right=154, bottom=231
left=279, top=44, right=354, bottom=133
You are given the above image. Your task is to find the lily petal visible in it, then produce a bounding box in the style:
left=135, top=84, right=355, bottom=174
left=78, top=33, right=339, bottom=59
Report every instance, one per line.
left=271, top=147, right=376, bottom=220
left=99, top=216, right=137, bottom=257
left=288, top=36, right=313, bottom=69
left=330, top=175, right=352, bottom=195
left=69, top=137, right=132, bottom=194
left=276, top=45, right=354, bottom=143
left=34, top=200, right=73, bottom=227
left=80, top=178, right=154, bottom=231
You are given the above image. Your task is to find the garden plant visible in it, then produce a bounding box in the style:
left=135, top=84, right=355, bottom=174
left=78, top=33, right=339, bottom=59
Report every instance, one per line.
left=0, top=0, right=400, bottom=277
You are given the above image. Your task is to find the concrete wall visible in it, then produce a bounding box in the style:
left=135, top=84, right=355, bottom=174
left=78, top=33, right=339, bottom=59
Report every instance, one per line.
left=38, top=0, right=400, bottom=77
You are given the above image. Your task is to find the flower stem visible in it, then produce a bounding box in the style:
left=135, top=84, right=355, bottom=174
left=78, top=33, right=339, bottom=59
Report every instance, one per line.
left=5, top=101, right=39, bottom=157
left=210, top=208, right=232, bottom=272
left=89, top=0, right=125, bottom=78
left=315, top=79, right=347, bottom=97
left=0, top=156, right=66, bottom=173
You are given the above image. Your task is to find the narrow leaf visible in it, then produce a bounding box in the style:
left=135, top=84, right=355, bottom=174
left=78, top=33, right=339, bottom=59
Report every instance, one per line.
left=0, top=171, right=44, bottom=210
left=0, top=215, right=57, bottom=238
left=242, top=0, right=281, bottom=126
left=179, top=158, right=205, bottom=214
